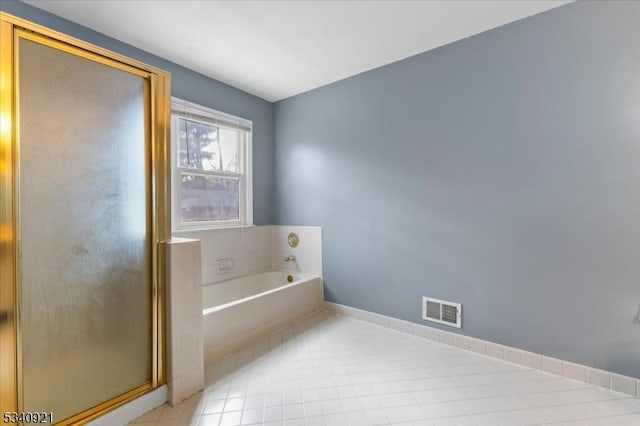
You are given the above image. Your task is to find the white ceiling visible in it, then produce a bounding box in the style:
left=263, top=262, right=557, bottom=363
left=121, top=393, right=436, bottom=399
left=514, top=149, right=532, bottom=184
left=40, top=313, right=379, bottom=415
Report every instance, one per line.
left=24, top=0, right=572, bottom=102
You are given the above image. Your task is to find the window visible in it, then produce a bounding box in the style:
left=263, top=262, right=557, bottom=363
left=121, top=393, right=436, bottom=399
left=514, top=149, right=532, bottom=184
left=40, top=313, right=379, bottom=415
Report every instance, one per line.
left=172, top=98, right=252, bottom=229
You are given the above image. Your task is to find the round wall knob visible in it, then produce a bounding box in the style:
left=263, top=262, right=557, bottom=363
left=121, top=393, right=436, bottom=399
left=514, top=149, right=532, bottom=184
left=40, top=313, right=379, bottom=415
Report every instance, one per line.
left=287, top=232, right=299, bottom=248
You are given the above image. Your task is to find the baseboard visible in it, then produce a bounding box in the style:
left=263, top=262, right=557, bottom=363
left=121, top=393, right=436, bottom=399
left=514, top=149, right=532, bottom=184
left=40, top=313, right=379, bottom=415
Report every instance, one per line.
left=323, top=301, right=639, bottom=399
left=86, top=385, right=167, bottom=426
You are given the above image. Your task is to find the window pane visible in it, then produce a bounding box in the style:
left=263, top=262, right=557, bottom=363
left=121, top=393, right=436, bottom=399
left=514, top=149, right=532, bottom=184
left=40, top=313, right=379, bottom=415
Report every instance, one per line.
left=177, top=118, right=190, bottom=168
left=180, top=173, right=239, bottom=222
left=177, top=118, right=239, bottom=172
left=218, top=127, right=239, bottom=173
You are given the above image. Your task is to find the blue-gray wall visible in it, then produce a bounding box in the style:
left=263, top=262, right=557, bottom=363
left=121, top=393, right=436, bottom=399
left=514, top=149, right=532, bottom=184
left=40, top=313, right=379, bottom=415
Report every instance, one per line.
left=5, top=0, right=639, bottom=379
left=1, top=0, right=275, bottom=225
left=274, top=0, right=640, bottom=379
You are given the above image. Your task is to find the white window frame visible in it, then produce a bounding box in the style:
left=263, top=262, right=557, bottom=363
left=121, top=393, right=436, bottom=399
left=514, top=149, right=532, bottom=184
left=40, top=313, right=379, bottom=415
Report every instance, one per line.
left=171, top=97, right=253, bottom=231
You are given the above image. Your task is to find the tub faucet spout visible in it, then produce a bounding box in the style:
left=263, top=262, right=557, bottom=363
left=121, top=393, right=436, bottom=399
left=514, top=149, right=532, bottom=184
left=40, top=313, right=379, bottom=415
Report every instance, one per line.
left=284, top=255, right=296, bottom=262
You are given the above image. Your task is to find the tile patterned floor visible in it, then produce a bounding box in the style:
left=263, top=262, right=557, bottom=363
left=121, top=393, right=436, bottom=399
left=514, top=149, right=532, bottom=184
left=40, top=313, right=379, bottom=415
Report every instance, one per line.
left=131, top=311, right=640, bottom=425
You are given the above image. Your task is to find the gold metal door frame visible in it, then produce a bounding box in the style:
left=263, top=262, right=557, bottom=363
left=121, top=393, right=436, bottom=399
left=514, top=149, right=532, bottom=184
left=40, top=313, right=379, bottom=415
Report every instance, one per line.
left=0, top=15, right=17, bottom=420
left=0, top=12, right=171, bottom=425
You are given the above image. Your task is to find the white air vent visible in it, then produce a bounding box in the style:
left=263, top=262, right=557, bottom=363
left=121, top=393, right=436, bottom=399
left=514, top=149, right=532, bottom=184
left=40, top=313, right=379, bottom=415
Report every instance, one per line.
left=422, top=297, right=462, bottom=328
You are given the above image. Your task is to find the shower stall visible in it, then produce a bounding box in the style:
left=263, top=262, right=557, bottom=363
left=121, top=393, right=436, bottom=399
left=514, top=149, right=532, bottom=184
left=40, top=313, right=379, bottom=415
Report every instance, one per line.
left=0, top=13, right=170, bottom=424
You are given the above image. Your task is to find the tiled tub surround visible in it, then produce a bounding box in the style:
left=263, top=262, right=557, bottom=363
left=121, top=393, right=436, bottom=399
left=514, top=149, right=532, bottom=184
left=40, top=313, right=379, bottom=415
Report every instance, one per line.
left=174, top=225, right=323, bottom=286
left=203, top=271, right=323, bottom=366
left=131, top=311, right=640, bottom=425
left=166, top=238, right=205, bottom=405
left=174, top=225, right=324, bottom=366
left=272, top=226, right=323, bottom=277
left=324, top=302, right=640, bottom=399
left=175, top=226, right=274, bottom=285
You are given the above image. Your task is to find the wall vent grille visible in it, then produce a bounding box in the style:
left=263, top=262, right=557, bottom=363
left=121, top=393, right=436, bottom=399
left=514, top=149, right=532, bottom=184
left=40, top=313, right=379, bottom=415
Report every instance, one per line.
left=422, top=297, right=462, bottom=328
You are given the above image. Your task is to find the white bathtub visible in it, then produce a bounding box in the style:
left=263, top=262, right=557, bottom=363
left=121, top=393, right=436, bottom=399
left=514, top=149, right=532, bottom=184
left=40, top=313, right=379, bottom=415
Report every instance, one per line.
left=202, top=271, right=323, bottom=365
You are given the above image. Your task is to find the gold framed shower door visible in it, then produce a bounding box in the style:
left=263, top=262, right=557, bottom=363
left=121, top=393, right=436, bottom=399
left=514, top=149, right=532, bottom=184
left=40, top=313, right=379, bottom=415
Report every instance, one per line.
left=0, top=12, right=171, bottom=425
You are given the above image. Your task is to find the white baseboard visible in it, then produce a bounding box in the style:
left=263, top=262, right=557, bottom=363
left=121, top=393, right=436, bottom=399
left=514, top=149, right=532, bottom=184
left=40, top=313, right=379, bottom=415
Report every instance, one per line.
left=86, top=385, right=167, bottom=426
left=323, top=301, right=639, bottom=399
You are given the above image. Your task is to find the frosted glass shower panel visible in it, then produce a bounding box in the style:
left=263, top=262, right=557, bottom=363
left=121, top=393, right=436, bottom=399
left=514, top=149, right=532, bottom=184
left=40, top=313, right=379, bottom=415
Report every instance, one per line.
left=19, top=38, right=151, bottom=421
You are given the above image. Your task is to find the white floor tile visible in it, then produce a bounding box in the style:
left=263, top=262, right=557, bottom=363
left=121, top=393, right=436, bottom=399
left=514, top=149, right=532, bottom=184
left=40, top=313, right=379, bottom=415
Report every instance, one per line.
left=130, top=312, right=639, bottom=426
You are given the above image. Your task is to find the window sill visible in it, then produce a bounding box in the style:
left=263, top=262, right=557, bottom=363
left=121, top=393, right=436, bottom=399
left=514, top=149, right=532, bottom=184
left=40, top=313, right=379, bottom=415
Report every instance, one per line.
left=172, top=224, right=256, bottom=234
